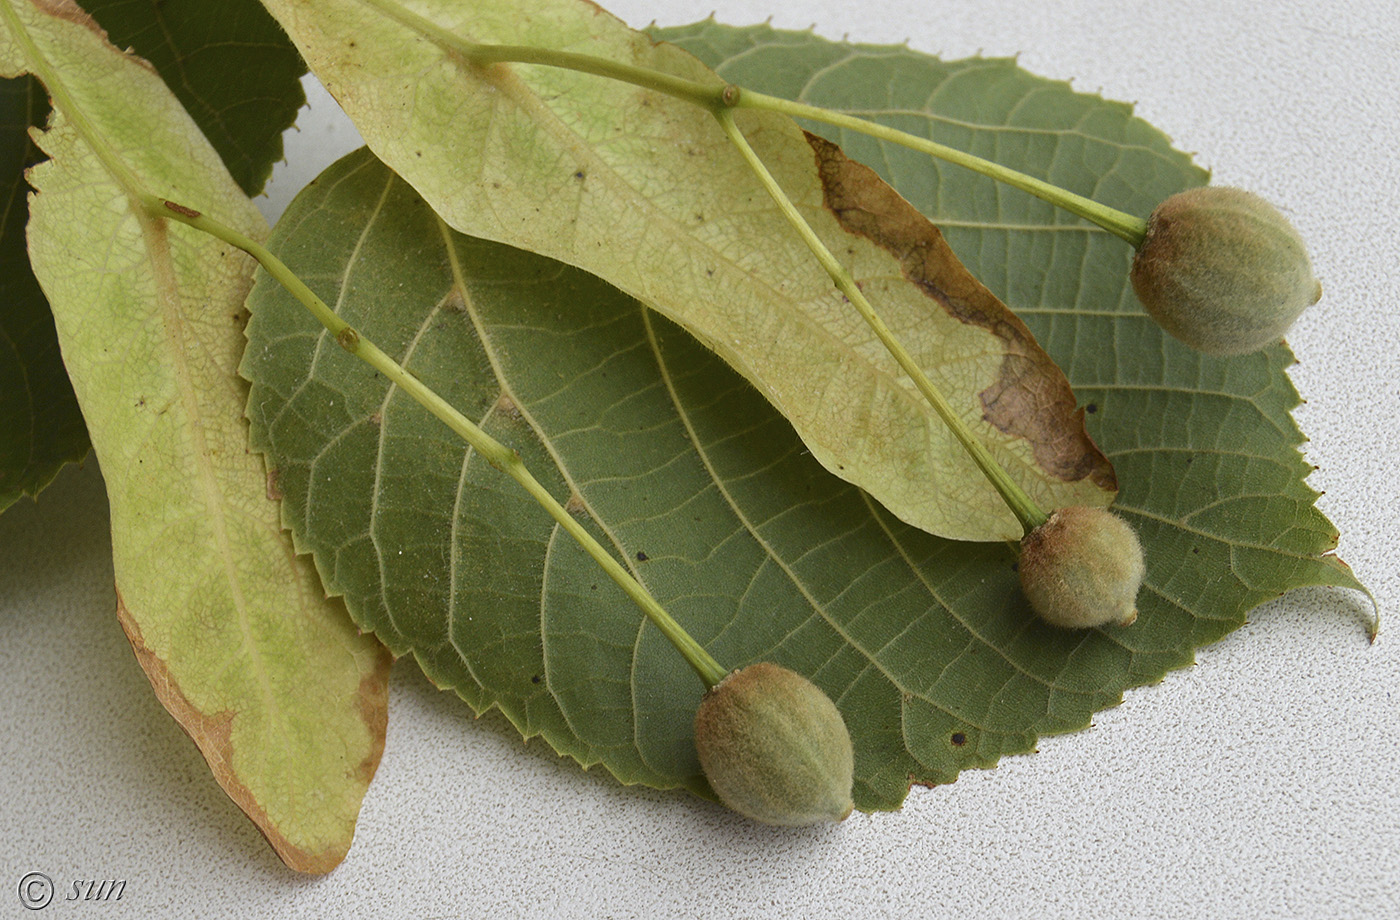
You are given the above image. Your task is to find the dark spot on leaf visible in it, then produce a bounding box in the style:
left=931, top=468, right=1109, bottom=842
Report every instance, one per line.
left=951, top=732, right=967, bottom=746
left=574, top=170, right=585, bottom=180
left=531, top=675, right=541, bottom=684
left=1192, top=547, right=1200, bottom=554
left=807, top=132, right=1116, bottom=493
left=1085, top=403, right=1098, bottom=414
left=162, top=200, right=200, bottom=219
left=636, top=551, right=649, bottom=562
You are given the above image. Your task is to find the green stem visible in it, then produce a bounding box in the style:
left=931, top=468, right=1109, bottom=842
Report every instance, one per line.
left=344, top=8, right=1146, bottom=247
left=147, top=196, right=730, bottom=690
left=353, top=0, right=729, bottom=111
left=713, top=112, right=1048, bottom=535
left=734, top=90, right=1148, bottom=247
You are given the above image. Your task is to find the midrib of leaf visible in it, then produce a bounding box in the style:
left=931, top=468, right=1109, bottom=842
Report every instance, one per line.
left=139, top=212, right=279, bottom=717
left=0, top=4, right=140, bottom=196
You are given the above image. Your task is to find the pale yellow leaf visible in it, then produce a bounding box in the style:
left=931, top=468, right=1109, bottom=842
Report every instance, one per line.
left=1, top=0, right=390, bottom=872
left=257, top=0, right=1116, bottom=540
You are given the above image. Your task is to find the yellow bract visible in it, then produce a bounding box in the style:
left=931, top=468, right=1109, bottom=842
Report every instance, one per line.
left=260, top=0, right=1117, bottom=540
left=1, top=0, right=389, bottom=873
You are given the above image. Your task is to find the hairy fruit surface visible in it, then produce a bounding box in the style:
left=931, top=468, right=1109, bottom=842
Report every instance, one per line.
left=693, top=662, right=854, bottom=826
left=1019, top=506, right=1144, bottom=629
left=1130, top=186, right=1320, bottom=356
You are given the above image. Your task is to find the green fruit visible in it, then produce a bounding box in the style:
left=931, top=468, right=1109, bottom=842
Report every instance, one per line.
left=693, top=662, right=854, bottom=826
left=1019, top=506, right=1144, bottom=629
left=1130, top=186, right=1320, bottom=356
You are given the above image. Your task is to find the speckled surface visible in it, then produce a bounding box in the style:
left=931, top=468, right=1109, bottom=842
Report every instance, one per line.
left=3, top=0, right=1397, bottom=916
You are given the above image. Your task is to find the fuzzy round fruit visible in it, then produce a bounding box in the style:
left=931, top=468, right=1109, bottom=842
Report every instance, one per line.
left=693, top=662, right=854, bottom=826
left=1019, top=506, right=1144, bottom=629
left=1130, top=186, right=1320, bottom=356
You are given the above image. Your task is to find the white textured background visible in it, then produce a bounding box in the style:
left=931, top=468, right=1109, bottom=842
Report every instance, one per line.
left=3, top=0, right=1397, bottom=917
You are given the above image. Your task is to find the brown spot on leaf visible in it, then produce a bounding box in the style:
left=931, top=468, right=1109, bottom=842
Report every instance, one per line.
left=564, top=492, right=588, bottom=516
left=265, top=468, right=283, bottom=502
left=162, top=200, right=201, bottom=220
left=806, top=133, right=1116, bottom=491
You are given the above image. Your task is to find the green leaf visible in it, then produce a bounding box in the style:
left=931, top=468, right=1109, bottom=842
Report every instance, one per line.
left=2, top=0, right=388, bottom=872
left=245, top=18, right=1369, bottom=809
left=0, top=73, right=87, bottom=512
left=254, top=0, right=1116, bottom=542
left=83, top=0, right=306, bottom=197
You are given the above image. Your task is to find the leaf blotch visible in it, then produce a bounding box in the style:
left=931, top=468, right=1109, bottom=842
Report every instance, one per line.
left=806, top=133, right=1116, bottom=492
